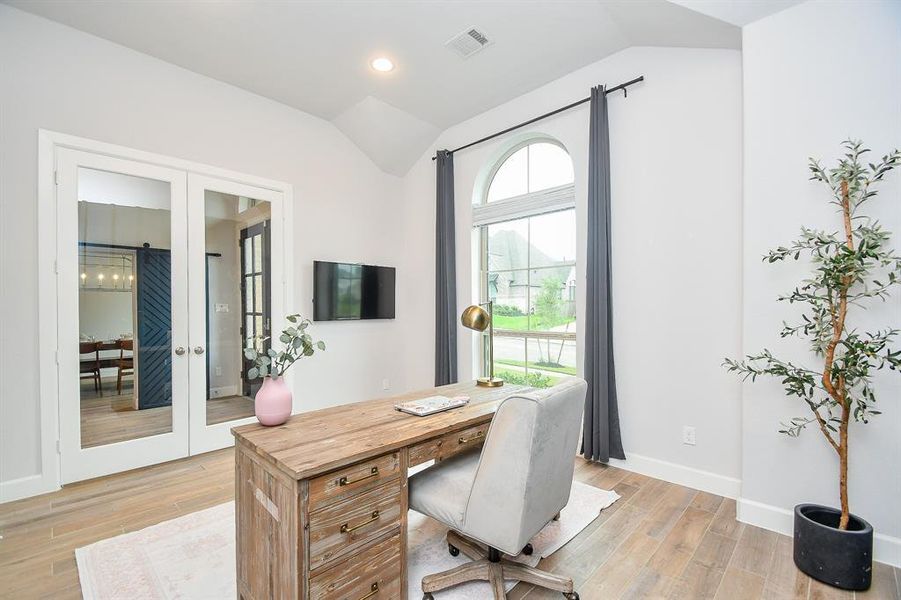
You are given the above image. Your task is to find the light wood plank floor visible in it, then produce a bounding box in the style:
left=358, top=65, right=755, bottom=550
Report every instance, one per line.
left=80, top=382, right=254, bottom=447
left=0, top=450, right=897, bottom=599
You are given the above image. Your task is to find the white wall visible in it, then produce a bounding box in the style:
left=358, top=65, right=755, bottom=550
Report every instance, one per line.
left=402, top=46, right=744, bottom=496
left=741, top=0, right=901, bottom=564
left=78, top=290, right=134, bottom=343
left=79, top=168, right=171, bottom=210
left=0, top=5, right=411, bottom=497
left=205, top=218, right=242, bottom=396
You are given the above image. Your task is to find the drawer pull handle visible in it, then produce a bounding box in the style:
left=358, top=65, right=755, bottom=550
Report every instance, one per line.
left=341, top=510, right=380, bottom=534
left=339, top=466, right=378, bottom=487
left=359, top=582, right=379, bottom=600
left=458, top=431, right=484, bottom=445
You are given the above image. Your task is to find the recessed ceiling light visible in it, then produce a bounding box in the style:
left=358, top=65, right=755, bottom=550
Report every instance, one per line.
left=370, top=57, right=395, bottom=72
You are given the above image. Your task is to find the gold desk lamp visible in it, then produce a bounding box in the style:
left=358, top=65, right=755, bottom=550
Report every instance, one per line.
left=461, top=301, right=504, bottom=387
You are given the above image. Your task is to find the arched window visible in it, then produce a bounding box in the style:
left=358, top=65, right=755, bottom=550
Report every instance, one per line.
left=484, top=141, right=574, bottom=203
left=473, top=139, right=576, bottom=389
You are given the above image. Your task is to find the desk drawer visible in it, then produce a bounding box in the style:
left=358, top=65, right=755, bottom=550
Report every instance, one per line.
left=309, top=532, right=402, bottom=600
left=310, top=452, right=401, bottom=510
left=309, top=480, right=402, bottom=572
left=408, top=422, right=489, bottom=467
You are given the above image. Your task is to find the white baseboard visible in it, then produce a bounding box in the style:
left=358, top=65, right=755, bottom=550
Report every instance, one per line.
left=738, top=497, right=901, bottom=568
left=209, top=385, right=239, bottom=398
left=608, top=452, right=742, bottom=499
left=0, top=472, right=59, bottom=504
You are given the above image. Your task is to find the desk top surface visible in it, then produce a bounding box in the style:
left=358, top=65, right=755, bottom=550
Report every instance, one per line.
left=232, top=381, right=528, bottom=481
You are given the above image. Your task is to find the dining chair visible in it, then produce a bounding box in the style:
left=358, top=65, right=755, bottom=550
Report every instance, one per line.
left=116, top=339, right=134, bottom=394
left=79, top=341, right=102, bottom=396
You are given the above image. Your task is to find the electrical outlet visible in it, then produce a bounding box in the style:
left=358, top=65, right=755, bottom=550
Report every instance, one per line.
left=215, top=366, right=222, bottom=376
left=682, top=426, right=696, bottom=446
left=382, top=378, right=390, bottom=391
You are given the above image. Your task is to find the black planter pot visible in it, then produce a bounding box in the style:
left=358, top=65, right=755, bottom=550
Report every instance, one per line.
left=793, top=503, right=873, bottom=591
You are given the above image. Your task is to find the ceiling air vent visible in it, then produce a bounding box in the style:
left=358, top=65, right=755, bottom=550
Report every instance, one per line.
left=445, top=27, right=492, bottom=59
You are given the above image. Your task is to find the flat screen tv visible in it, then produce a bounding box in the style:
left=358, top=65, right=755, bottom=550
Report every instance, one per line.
left=313, top=261, right=396, bottom=321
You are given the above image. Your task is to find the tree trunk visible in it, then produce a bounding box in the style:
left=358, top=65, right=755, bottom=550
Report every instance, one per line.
left=839, top=406, right=850, bottom=530
left=833, top=179, right=853, bottom=531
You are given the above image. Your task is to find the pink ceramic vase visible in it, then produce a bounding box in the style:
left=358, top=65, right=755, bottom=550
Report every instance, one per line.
left=254, top=375, right=292, bottom=426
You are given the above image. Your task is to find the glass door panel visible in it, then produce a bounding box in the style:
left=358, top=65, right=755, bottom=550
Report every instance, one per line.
left=57, top=150, right=189, bottom=484
left=188, top=175, right=283, bottom=454
left=203, top=191, right=270, bottom=425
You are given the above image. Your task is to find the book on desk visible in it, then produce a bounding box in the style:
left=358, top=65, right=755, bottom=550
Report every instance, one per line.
left=394, top=394, right=470, bottom=416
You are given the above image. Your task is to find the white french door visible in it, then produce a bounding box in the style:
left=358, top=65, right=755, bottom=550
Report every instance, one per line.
left=57, top=148, right=191, bottom=483
left=187, top=174, right=285, bottom=454
left=57, top=149, right=286, bottom=483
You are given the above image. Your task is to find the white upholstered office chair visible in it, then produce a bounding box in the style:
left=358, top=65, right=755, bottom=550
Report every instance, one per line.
left=409, top=378, right=588, bottom=600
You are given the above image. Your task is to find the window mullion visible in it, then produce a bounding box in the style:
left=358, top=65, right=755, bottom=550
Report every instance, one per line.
left=526, top=215, right=532, bottom=374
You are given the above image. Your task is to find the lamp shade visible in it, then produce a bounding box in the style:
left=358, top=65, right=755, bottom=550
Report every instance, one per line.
left=460, top=304, right=490, bottom=332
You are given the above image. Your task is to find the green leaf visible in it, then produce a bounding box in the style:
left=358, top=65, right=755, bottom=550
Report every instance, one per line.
left=247, top=367, right=259, bottom=380
left=316, top=341, right=326, bottom=350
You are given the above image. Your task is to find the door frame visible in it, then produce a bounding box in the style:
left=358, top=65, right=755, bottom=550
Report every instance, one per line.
left=238, top=219, right=271, bottom=399
left=187, top=174, right=286, bottom=455
left=30, top=130, right=294, bottom=498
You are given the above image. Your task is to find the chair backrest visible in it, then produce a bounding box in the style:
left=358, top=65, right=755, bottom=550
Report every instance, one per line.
left=117, top=338, right=133, bottom=356
left=462, top=378, right=587, bottom=554
left=79, top=341, right=100, bottom=357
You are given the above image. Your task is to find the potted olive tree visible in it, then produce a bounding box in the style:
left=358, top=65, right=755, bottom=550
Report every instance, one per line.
left=725, top=141, right=900, bottom=591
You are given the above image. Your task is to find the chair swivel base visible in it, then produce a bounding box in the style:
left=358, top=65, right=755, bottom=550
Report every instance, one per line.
left=421, top=530, right=579, bottom=600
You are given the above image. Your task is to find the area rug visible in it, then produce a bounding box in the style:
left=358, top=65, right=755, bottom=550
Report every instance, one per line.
left=76, top=481, right=618, bottom=599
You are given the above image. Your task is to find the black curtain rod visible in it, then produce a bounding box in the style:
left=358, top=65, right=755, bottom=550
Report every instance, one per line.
left=432, top=75, right=644, bottom=161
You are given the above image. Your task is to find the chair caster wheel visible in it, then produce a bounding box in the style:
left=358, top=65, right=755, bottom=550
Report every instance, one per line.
left=448, top=544, right=459, bottom=557
left=423, top=594, right=435, bottom=600
left=522, top=543, right=533, bottom=556
left=563, top=594, right=579, bottom=600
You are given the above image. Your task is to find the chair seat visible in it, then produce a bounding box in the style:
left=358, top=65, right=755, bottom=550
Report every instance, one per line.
left=409, top=449, right=481, bottom=530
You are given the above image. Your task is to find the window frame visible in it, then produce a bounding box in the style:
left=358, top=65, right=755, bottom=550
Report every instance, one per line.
left=474, top=139, right=577, bottom=387
left=480, top=137, right=573, bottom=206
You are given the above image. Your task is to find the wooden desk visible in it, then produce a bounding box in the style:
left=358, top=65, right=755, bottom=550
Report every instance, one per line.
left=232, top=381, right=526, bottom=600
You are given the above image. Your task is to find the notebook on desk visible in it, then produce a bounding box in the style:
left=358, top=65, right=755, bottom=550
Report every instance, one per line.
left=395, top=394, right=470, bottom=416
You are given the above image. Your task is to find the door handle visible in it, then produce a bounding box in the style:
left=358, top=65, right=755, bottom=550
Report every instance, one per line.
left=175, top=346, right=186, bottom=356
left=194, top=346, right=205, bottom=355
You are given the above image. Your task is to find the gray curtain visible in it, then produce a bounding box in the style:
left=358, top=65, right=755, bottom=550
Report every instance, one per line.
left=582, top=86, right=624, bottom=462
left=435, top=150, right=458, bottom=385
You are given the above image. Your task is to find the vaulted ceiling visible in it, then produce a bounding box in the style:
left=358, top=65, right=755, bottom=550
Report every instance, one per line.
left=5, top=0, right=801, bottom=175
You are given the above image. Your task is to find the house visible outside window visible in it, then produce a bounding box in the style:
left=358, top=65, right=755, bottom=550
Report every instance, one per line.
left=473, top=140, right=576, bottom=389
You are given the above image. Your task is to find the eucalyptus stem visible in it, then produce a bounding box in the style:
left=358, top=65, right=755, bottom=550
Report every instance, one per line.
left=244, top=314, right=326, bottom=380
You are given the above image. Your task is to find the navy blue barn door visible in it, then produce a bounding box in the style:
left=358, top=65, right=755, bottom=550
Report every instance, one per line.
left=136, top=247, right=173, bottom=409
